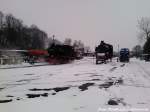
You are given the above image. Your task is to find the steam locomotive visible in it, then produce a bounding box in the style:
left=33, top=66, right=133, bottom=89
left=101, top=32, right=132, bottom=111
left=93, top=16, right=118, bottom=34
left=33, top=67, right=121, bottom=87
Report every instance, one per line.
left=95, top=41, right=113, bottom=64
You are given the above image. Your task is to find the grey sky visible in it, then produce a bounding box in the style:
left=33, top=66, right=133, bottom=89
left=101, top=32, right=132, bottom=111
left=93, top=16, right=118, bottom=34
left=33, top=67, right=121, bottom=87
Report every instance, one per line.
left=0, top=0, right=150, bottom=51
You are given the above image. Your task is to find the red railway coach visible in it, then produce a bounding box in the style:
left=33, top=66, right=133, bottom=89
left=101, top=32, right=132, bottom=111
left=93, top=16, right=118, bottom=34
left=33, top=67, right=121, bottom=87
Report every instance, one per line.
left=25, top=49, right=49, bottom=64
left=28, top=49, right=48, bottom=56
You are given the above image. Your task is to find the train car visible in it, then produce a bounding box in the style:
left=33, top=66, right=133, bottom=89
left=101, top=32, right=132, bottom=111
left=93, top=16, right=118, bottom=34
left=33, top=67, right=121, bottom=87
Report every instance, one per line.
left=23, top=49, right=48, bottom=64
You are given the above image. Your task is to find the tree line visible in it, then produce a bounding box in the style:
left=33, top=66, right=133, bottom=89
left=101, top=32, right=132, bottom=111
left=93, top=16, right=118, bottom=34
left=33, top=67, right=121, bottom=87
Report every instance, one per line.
left=131, top=17, right=150, bottom=57
left=137, top=17, right=150, bottom=54
left=0, top=11, right=48, bottom=49
left=0, top=11, right=88, bottom=52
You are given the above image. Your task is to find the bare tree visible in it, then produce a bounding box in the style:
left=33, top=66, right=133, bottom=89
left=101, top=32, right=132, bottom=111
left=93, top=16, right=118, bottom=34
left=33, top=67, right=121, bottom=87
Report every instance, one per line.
left=4, top=14, right=23, bottom=48
left=64, top=38, right=72, bottom=45
left=138, top=17, right=150, bottom=41
left=138, top=17, right=150, bottom=54
left=28, top=24, right=48, bottom=49
left=0, top=11, right=49, bottom=49
left=132, top=45, right=142, bottom=57
left=84, top=46, right=91, bottom=53
left=0, top=11, right=4, bottom=29
left=73, top=40, right=84, bottom=53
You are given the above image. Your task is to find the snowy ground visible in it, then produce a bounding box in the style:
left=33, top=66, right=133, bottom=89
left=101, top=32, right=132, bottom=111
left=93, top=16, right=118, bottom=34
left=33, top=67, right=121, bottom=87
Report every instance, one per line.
left=0, top=57, right=150, bottom=112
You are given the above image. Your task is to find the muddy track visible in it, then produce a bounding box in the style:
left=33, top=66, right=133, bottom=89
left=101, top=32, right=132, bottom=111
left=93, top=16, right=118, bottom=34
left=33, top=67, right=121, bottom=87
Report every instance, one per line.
left=138, top=63, right=150, bottom=80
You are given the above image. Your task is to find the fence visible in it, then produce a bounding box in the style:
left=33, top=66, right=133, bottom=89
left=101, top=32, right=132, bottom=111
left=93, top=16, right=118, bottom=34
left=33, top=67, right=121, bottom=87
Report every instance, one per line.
left=0, top=56, right=24, bottom=65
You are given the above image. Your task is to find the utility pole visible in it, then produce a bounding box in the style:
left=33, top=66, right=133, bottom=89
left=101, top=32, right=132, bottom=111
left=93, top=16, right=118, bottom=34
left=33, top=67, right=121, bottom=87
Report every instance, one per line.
left=51, top=35, right=55, bottom=46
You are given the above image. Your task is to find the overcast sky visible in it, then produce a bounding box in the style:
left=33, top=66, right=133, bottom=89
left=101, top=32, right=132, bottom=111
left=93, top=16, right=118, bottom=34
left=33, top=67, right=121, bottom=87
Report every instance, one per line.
left=0, top=0, right=150, bottom=51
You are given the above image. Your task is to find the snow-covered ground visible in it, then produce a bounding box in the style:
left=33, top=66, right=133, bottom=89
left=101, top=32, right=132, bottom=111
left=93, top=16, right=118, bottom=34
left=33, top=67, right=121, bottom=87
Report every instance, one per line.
left=0, top=57, right=150, bottom=112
